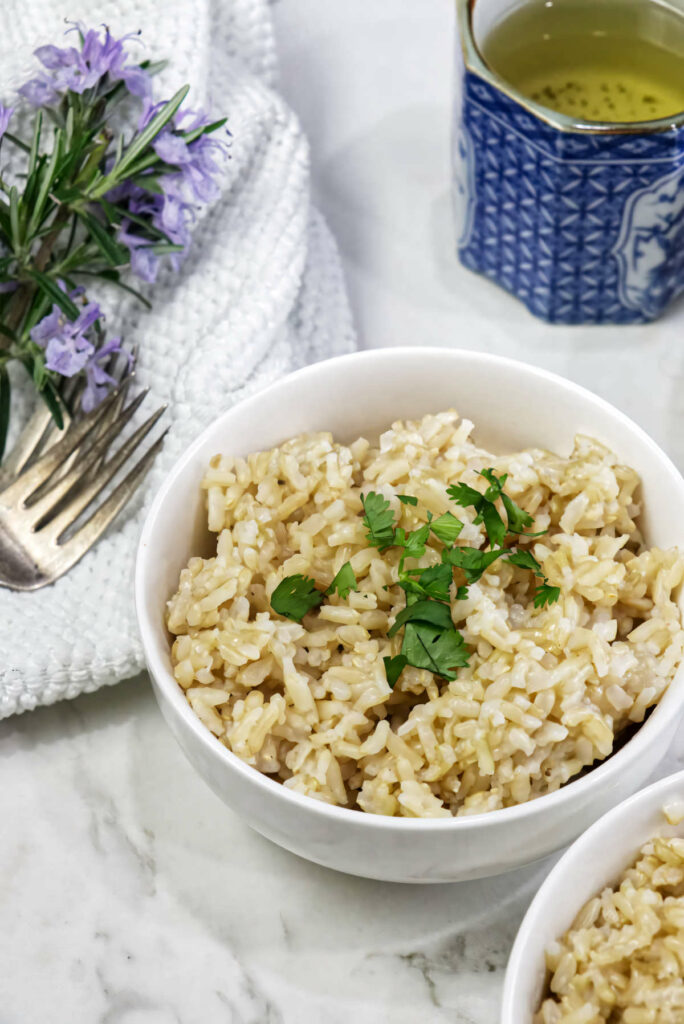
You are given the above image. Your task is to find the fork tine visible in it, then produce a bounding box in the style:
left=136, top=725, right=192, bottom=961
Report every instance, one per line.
left=45, top=347, right=139, bottom=490
left=0, top=341, right=138, bottom=490
left=0, top=383, right=130, bottom=505
left=53, top=430, right=167, bottom=570
left=0, top=403, right=60, bottom=484
left=81, top=364, right=136, bottom=482
left=0, top=372, right=90, bottom=484
left=42, top=402, right=166, bottom=537
left=28, top=389, right=151, bottom=525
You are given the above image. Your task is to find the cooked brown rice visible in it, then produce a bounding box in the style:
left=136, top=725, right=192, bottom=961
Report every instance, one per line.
left=166, top=411, right=684, bottom=818
left=535, top=828, right=684, bottom=1022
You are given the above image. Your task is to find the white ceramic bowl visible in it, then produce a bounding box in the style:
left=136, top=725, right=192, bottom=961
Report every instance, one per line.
left=501, top=768, right=684, bottom=1022
left=135, top=348, right=684, bottom=883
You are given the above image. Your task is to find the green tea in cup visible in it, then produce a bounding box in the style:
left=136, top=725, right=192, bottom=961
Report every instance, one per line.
left=480, top=0, right=684, bottom=123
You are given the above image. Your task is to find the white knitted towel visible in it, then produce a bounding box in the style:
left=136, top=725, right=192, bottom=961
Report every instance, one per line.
left=0, top=0, right=356, bottom=717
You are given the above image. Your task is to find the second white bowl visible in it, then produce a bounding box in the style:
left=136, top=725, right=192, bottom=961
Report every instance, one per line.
left=135, top=348, right=684, bottom=882
left=501, top=768, right=684, bottom=1023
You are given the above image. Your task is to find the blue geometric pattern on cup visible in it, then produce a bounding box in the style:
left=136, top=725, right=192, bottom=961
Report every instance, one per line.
left=455, top=73, right=684, bottom=324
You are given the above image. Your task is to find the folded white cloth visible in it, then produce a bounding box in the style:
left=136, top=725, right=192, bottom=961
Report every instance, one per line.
left=0, top=0, right=356, bottom=717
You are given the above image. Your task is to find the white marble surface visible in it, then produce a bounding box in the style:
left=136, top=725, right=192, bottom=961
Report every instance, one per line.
left=4, top=1, right=684, bottom=1022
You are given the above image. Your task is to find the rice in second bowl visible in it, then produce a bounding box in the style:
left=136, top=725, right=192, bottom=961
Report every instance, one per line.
left=166, top=411, right=684, bottom=818
left=535, top=826, right=684, bottom=1022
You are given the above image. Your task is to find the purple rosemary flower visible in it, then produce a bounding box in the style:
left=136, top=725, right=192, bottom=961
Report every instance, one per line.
left=0, top=103, right=14, bottom=141
left=115, top=104, right=229, bottom=281
left=117, top=224, right=162, bottom=284
left=82, top=337, right=130, bottom=411
left=19, top=24, right=150, bottom=107
left=149, top=105, right=227, bottom=204
left=31, top=301, right=102, bottom=377
left=18, top=76, right=58, bottom=107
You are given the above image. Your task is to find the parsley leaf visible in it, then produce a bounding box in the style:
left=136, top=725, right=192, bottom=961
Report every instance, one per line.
left=481, top=502, right=507, bottom=548
left=506, top=549, right=542, bottom=575
left=401, top=621, right=470, bottom=681
left=501, top=493, right=535, bottom=535
left=446, top=481, right=484, bottom=509
left=326, top=561, right=358, bottom=600
left=430, top=512, right=464, bottom=544
left=507, top=550, right=560, bottom=608
left=271, top=575, right=324, bottom=622
left=397, top=494, right=418, bottom=506
left=388, top=598, right=454, bottom=639
left=444, top=545, right=505, bottom=584
left=383, top=654, right=408, bottom=687
left=480, top=468, right=508, bottom=499
left=534, top=582, right=561, bottom=608
left=399, top=562, right=453, bottom=603
left=401, top=522, right=431, bottom=562
left=449, top=469, right=540, bottom=547
left=448, top=475, right=506, bottom=548
left=361, top=491, right=396, bottom=550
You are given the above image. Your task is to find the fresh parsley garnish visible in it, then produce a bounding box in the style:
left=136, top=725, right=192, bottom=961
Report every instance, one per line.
left=398, top=522, right=431, bottom=564
left=272, top=562, right=358, bottom=621
left=447, top=477, right=505, bottom=548
left=534, top=582, right=561, bottom=608
left=387, top=598, right=455, bottom=638
left=361, top=491, right=396, bottom=550
left=443, top=545, right=505, bottom=584
left=271, top=574, right=324, bottom=622
left=501, top=493, right=535, bottom=535
left=449, top=469, right=544, bottom=546
left=399, top=562, right=453, bottom=602
left=272, top=469, right=559, bottom=691
left=326, top=561, right=358, bottom=600
left=506, top=548, right=559, bottom=609
left=430, top=511, right=464, bottom=544
left=505, top=549, right=542, bottom=574
left=383, top=654, right=408, bottom=688
left=401, top=621, right=469, bottom=681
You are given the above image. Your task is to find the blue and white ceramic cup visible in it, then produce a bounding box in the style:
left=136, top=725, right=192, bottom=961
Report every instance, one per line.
left=454, top=0, right=684, bottom=324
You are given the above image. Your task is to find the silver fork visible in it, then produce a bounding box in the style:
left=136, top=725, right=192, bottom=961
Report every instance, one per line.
left=0, top=384, right=167, bottom=591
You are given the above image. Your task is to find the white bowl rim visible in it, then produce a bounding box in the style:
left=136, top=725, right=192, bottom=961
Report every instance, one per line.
left=500, top=766, right=684, bottom=1020
left=135, top=346, right=684, bottom=833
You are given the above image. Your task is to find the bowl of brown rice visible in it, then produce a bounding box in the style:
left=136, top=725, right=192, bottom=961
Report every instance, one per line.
left=502, top=768, right=684, bottom=1023
left=136, top=348, right=684, bottom=882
